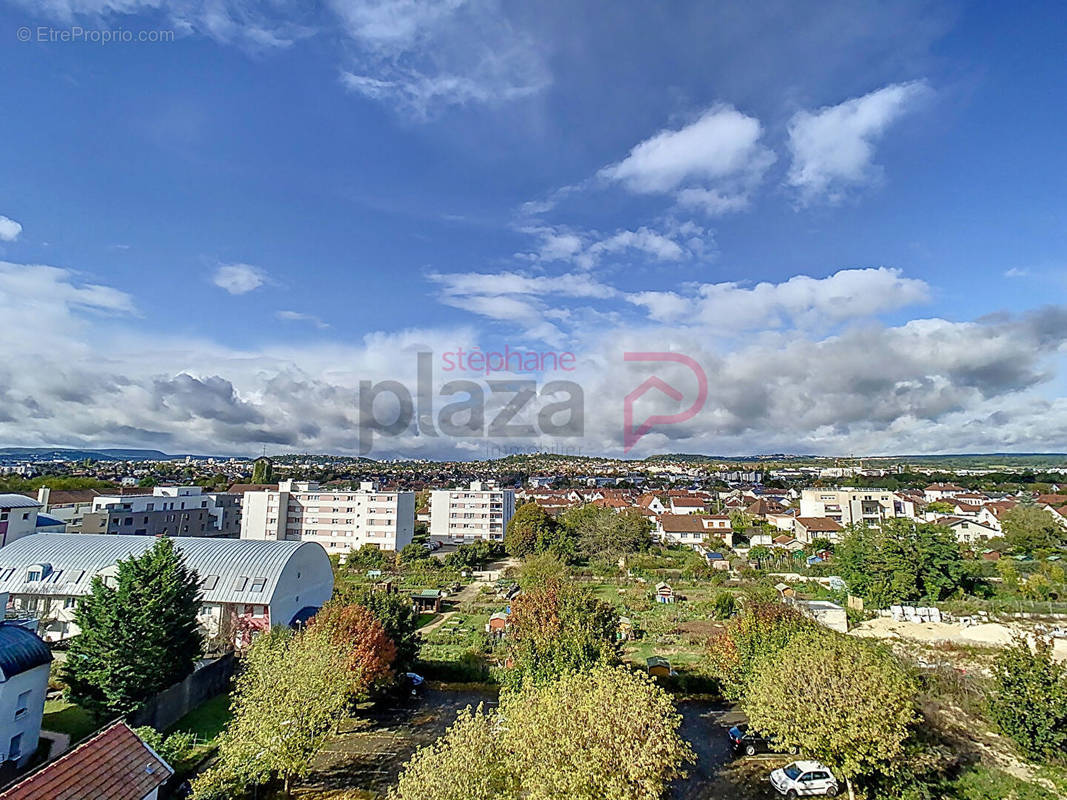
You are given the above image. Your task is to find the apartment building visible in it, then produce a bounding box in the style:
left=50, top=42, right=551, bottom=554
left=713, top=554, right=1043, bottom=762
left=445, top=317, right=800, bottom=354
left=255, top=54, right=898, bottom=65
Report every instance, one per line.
left=798, top=488, right=902, bottom=527
left=240, top=480, right=414, bottom=552
left=429, top=481, right=516, bottom=542
left=0, top=497, right=40, bottom=549
left=68, top=486, right=240, bottom=538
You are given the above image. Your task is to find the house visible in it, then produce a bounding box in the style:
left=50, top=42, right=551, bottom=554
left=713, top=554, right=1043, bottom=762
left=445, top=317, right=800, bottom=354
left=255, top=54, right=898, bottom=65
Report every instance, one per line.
left=655, top=582, right=675, bottom=604
left=799, top=489, right=897, bottom=527
left=772, top=535, right=805, bottom=553
left=0, top=534, right=334, bottom=643
left=668, top=496, right=707, bottom=515
left=0, top=722, right=172, bottom=800
left=646, top=656, right=672, bottom=678
left=978, top=501, right=1016, bottom=533
left=937, top=516, right=1000, bottom=545
left=655, top=514, right=733, bottom=548
left=793, top=517, right=845, bottom=544
left=0, top=619, right=51, bottom=768
left=923, top=483, right=967, bottom=502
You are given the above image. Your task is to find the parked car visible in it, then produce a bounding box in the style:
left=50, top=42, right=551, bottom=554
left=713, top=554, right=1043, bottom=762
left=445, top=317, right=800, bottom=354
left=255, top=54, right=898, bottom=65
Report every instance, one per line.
left=727, top=724, right=798, bottom=756
left=769, top=761, right=839, bottom=797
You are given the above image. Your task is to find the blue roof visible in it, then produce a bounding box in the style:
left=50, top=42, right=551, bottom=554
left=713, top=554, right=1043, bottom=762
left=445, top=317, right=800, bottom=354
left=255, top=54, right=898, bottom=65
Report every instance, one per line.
left=0, top=622, right=52, bottom=680
left=35, top=514, right=65, bottom=528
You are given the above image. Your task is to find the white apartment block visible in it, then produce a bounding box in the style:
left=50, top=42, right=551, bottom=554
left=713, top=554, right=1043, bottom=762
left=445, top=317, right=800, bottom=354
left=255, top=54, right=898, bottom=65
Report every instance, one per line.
left=429, top=481, right=516, bottom=542
left=799, top=488, right=902, bottom=527
left=241, top=480, right=414, bottom=552
left=0, top=496, right=40, bottom=549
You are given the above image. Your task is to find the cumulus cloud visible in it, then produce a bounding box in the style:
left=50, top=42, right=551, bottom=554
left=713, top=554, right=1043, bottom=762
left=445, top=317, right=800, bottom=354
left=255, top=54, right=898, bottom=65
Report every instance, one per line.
left=5, top=256, right=1067, bottom=458
left=519, top=220, right=710, bottom=269
left=0, top=216, right=22, bottom=242
left=787, top=81, right=931, bottom=204
left=213, top=263, right=268, bottom=295
left=599, top=105, right=775, bottom=215
left=627, top=267, right=930, bottom=329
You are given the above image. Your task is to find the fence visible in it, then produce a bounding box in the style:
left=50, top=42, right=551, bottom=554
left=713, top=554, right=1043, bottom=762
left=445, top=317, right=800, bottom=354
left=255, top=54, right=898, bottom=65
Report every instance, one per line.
left=127, top=653, right=236, bottom=731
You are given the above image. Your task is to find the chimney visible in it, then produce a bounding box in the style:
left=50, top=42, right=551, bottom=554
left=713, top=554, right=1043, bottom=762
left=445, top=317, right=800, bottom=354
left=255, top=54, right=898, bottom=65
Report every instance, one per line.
left=37, top=487, right=50, bottom=510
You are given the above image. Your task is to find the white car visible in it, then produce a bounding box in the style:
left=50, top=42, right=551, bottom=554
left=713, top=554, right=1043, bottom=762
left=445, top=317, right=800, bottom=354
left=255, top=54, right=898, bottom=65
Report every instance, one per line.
left=770, top=761, right=839, bottom=797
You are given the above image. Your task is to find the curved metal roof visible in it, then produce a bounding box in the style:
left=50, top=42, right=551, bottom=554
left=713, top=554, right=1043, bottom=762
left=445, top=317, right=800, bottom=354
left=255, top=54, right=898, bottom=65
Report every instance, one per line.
left=0, top=534, right=327, bottom=605
left=0, top=622, right=52, bottom=680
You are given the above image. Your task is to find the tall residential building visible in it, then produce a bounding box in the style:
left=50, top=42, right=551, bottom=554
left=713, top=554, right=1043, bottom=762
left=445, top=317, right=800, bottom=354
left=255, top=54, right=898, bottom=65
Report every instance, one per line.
left=429, top=481, right=516, bottom=542
left=798, top=488, right=902, bottom=527
left=68, top=486, right=240, bottom=538
left=240, top=480, right=414, bottom=553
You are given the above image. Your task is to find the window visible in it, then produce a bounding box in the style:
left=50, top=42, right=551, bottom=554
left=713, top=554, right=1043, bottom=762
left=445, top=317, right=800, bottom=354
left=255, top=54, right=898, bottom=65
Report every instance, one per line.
left=63, top=597, right=76, bottom=610
left=26, top=569, right=42, bottom=582
left=14, top=690, right=30, bottom=719
left=250, top=577, right=266, bottom=593
left=201, top=575, right=220, bottom=591
left=233, top=576, right=248, bottom=592
left=8, top=733, right=21, bottom=760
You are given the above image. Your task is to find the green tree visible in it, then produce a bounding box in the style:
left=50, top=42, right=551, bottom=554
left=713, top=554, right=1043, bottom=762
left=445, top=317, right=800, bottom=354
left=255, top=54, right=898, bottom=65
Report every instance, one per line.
left=558, top=505, right=653, bottom=562
left=504, top=579, right=619, bottom=686
left=707, top=601, right=814, bottom=700
left=65, top=537, right=202, bottom=718
left=192, top=627, right=351, bottom=799
left=505, top=502, right=554, bottom=557
left=1001, top=505, right=1064, bottom=554
left=517, top=551, right=570, bottom=590
left=835, top=519, right=964, bottom=607
left=340, top=587, right=421, bottom=671
left=390, top=665, right=693, bottom=800
left=989, top=635, right=1067, bottom=760
left=745, top=631, right=917, bottom=800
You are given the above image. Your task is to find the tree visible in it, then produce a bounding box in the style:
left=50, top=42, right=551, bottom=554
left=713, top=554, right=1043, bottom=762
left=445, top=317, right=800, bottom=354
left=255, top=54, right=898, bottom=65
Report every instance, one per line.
left=505, top=502, right=556, bottom=557
left=707, top=601, right=815, bottom=700
left=835, top=519, right=964, bottom=607
left=745, top=631, right=917, bottom=800
left=341, top=587, right=421, bottom=672
left=559, top=504, right=653, bottom=562
left=517, top=552, right=570, bottom=590
left=1001, top=505, right=1064, bottom=554
left=505, top=579, right=619, bottom=686
left=390, top=705, right=515, bottom=800
left=399, top=542, right=430, bottom=563
left=192, top=627, right=351, bottom=799
left=65, top=537, right=202, bottom=719
left=989, top=634, right=1067, bottom=760
left=306, top=602, right=396, bottom=696
left=251, top=456, right=273, bottom=484
left=390, top=665, right=693, bottom=800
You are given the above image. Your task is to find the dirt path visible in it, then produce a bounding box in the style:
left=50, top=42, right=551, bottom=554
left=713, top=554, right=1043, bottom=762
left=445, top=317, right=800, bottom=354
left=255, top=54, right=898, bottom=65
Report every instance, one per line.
left=417, top=578, right=493, bottom=634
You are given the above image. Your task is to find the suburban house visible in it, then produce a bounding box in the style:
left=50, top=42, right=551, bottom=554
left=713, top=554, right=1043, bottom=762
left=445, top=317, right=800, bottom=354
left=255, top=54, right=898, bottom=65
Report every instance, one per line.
left=655, top=514, right=733, bottom=547
left=0, top=498, right=39, bottom=550
left=242, top=480, right=415, bottom=552
left=667, top=496, right=708, bottom=515
left=935, top=516, right=1001, bottom=544
left=923, top=483, right=967, bottom=502
left=0, top=534, right=334, bottom=643
left=0, top=617, right=51, bottom=768
left=793, top=516, right=846, bottom=544
left=0, top=722, right=172, bottom=800
left=429, top=481, right=516, bottom=542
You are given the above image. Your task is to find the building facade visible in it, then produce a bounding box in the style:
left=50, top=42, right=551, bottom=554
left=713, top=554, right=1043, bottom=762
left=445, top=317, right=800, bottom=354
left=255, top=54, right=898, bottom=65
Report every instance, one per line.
left=68, top=486, right=241, bottom=538
left=429, top=481, right=516, bottom=542
left=0, top=498, right=39, bottom=550
left=0, top=534, right=333, bottom=643
left=240, top=480, right=414, bottom=552
left=798, top=489, right=902, bottom=527
left=0, top=617, right=51, bottom=768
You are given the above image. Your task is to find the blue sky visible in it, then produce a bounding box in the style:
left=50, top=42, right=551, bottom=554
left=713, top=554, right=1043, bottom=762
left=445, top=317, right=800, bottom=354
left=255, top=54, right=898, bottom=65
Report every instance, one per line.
left=0, top=0, right=1065, bottom=458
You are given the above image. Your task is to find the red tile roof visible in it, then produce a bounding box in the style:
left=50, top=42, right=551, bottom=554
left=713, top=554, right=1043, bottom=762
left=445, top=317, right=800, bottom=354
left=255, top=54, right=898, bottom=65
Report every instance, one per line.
left=0, top=722, right=172, bottom=800
left=795, top=516, right=844, bottom=532
left=658, top=514, right=715, bottom=533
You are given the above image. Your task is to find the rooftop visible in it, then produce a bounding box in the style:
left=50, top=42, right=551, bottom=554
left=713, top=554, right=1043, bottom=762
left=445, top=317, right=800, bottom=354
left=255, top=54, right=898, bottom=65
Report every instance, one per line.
left=0, top=722, right=172, bottom=800
left=0, top=623, right=51, bottom=680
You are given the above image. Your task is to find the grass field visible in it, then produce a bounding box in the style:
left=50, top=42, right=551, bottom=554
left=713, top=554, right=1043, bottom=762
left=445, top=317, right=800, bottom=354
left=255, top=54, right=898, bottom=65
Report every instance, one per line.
left=41, top=699, right=100, bottom=743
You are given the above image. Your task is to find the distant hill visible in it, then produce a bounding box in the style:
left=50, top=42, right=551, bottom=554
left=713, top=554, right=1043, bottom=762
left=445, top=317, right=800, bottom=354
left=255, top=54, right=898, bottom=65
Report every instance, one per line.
left=0, top=447, right=238, bottom=462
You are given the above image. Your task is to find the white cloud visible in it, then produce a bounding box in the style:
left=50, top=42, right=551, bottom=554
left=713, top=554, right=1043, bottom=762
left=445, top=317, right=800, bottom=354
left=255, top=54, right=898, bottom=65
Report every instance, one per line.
left=0, top=216, right=22, bottom=242
left=332, top=0, right=549, bottom=116
left=213, top=263, right=268, bottom=295
left=520, top=221, right=709, bottom=270
left=276, top=310, right=330, bottom=329
left=628, top=267, right=930, bottom=329
left=598, top=105, right=775, bottom=214
left=1004, top=268, right=1030, bottom=279
left=786, top=81, right=931, bottom=204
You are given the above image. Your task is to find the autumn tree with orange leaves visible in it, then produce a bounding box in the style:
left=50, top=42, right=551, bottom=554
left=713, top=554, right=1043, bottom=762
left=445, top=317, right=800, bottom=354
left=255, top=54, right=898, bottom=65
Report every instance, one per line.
left=306, top=601, right=397, bottom=697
